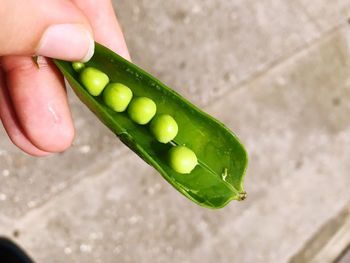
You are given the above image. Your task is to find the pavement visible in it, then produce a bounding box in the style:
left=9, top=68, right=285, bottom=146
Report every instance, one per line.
left=1, top=1, right=350, bottom=262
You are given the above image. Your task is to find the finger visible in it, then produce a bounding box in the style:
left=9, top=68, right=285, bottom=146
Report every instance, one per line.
left=0, top=0, right=94, bottom=62
left=0, top=68, right=50, bottom=156
left=1, top=56, right=75, bottom=153
left=72, top=0, right=130, bottom=60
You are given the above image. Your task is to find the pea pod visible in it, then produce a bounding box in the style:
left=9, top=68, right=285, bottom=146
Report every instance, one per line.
left=53, top=42, right=248, bottom=208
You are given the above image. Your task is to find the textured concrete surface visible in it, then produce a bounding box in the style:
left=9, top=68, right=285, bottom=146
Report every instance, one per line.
left=117, top=0, right=319, bottom=105
left=339, top=250, right=350, bottom=263
left=0, top=94, right=128, bottom=218
left=297, top=0, right=350, bottom=31
left=1, top=1, right=350, bottom=263
left=290, top=203, right=350, bottom=263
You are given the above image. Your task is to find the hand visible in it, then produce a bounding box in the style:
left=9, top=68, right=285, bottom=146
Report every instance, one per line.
left=0, top=0, right=130, bottom=156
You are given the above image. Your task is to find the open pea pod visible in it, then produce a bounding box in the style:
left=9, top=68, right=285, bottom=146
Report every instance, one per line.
left=53, top=42, right=248, bottom=208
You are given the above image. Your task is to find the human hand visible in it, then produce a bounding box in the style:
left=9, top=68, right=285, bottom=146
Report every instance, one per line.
left=0, top=0, right=130, bottom=156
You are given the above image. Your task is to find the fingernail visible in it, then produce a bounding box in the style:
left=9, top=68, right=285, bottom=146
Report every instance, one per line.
left=37, top=24, right=94, bottom=62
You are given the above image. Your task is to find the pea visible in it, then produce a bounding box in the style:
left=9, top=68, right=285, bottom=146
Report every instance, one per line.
left=54, top=43, right=248, bottom=208
left=103, top=83, right=133, bottom=112
left=150, top=114, right=178, bottom=143
left=127, top=97, right=157, bottom=125
left=168, top=146, right=197, bottom=174
left=80, top=67, right=109, bottom=96
left=72, top=62, right=85, bottom=72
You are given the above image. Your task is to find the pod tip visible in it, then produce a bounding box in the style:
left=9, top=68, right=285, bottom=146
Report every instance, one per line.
left=238, top=191, right=247, bottom=201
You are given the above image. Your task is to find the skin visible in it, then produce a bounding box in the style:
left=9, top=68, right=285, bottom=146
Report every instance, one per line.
left=168, top=146, right=198, bottom=174
left=150, top=114, right=178, bottom=143
left=0, top=0, right=130, bottom=156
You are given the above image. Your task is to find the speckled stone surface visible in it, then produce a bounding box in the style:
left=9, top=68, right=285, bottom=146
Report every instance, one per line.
left=339, top=250, right=350, bottom=263
left=0, top=93, right=128, bottom=219
left=1, top=1, right=350, bottom=263
left=297, top=0, right=350, bottom=31
left=116, top=0, right=319, bottom=105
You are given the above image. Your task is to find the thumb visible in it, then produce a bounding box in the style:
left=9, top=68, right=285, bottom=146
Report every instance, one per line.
left=0, top=0, right=94, bottom=62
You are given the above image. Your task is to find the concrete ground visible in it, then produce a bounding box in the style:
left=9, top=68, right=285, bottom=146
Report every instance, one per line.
left=1, top=1, right=350, bottom=262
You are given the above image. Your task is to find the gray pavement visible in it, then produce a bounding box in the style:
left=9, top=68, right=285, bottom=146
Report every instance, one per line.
left=1, top=1, right=350, bottom=262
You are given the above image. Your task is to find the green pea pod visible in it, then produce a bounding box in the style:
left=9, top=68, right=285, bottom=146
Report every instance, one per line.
left=53, top=42, right=248, bottom=209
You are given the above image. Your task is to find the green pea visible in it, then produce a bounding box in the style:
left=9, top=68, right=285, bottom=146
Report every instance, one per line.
left=80, top=67, right=109, bottom=96
left=127, top=97, right=157, bottom=125
left=72, top=62, right=85, bottom=72
left=168, top=146, right=197, bottom=174
left=150, top=114, right=178, bottom=143
left=103, top=83, right=133, bottom=112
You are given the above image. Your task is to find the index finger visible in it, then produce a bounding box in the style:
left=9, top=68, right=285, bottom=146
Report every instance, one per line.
left=71, top=0, right=130, bottom=60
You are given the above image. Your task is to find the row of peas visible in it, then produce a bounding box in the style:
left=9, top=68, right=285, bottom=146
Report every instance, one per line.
left=72, top=62, right=198, bottom=174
